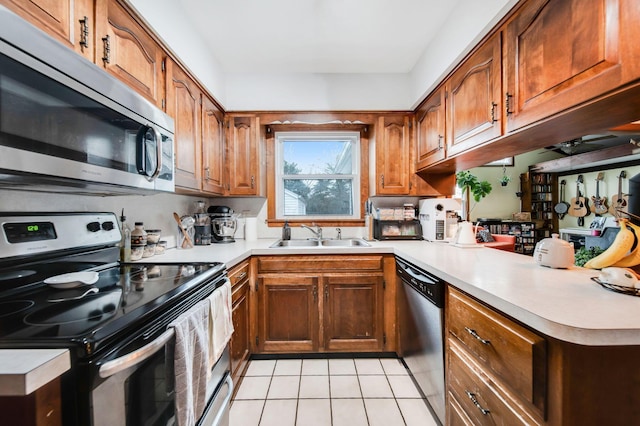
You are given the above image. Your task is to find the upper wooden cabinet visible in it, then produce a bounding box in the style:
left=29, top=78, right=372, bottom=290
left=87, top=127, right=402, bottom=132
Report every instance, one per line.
left=374, top=115, right=411, bottom=195
left=166, top=59, right=202, bottom=191
left=226, top=115, right=262, bottom=196
left=445, top=32, right=502, bottom=157
left=416, top=87, right=446, bottom=169
left=201, top=96, right=226, bottom=195
left=1, top=0, right=95, bottom=62
left=95, top=0, right=164, bottom=109
left=504, top=0, right=640, bottom=132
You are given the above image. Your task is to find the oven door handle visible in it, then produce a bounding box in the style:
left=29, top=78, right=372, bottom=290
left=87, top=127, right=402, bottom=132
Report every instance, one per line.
left=98, top=328, right=174, bottom=378
left=211, top=374, right=234, bottom=426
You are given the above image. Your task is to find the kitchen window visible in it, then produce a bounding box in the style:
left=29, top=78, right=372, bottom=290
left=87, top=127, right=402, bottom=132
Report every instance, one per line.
left=275, top=131, right=361, bottom=220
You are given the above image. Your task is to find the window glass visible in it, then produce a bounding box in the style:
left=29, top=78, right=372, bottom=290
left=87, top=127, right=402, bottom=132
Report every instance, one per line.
left=276, top=132, right=360, bottom=220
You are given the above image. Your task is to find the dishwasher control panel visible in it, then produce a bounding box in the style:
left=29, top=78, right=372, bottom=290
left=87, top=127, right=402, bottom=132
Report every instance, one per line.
left=396, top=258, right=444, bottom=308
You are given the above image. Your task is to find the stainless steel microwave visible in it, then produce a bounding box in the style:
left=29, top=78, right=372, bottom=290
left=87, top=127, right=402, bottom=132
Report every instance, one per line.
left=0, top=6, right=174, bottom=195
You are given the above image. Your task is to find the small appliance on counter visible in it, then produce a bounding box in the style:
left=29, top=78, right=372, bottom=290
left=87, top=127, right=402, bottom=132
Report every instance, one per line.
left=373, top=219, right=422, bottom=240
left=419, top=198, right=462, bottom=242
left=193, top=201, right=212, bottom=245
left=208, top=205, right=238, bottom=243
left=534, top=234, right=575, bottom=268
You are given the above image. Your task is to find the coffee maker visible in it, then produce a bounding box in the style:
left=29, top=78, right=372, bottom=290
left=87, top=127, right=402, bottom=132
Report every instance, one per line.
left=193, top=201, right=212, bottom=245
left=207, top=205, right=237, bottom=243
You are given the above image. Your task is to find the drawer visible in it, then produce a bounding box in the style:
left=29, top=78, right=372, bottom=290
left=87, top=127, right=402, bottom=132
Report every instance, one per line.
left=228, top=261, right=249, bottom=287
left=447, top=287, right=546, bottom=413
left=447, top=339, right=540, bottom=426
left=256, top=255, right=384, bottom=273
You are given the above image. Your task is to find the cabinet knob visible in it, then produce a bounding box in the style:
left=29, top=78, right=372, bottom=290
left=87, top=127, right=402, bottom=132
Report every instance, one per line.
left=464, top=326, right=491, bottom=345
left=465, top=391, right=491, bottom=415
left=102, top=35, right=111, bottom=64
left=79, top=16, right=89, bottom=48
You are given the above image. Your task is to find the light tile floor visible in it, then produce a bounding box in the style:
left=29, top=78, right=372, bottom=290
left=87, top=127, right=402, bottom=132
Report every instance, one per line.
left=230, top=358, right=440, bottom=426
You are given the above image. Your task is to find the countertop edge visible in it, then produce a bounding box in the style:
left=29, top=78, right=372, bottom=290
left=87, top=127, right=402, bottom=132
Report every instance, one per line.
left=0, top=349, right=70, bottom=396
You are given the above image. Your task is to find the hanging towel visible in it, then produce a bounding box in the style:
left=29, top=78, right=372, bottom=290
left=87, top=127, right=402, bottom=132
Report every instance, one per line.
left=207, top=280, right=234, bottom=371
left=168, top=300, right=210, bottom=426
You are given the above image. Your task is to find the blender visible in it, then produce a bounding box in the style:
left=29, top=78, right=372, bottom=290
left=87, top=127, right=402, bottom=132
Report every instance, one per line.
left=208, top=205, right=238, bottom=243
left=193, top=201, right=211, bottom=245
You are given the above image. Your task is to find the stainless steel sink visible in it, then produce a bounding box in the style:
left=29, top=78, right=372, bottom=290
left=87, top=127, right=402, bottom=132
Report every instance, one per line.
left=269, top=238, right=371, bottom=248
left=320, top=238, right=371, bottom=247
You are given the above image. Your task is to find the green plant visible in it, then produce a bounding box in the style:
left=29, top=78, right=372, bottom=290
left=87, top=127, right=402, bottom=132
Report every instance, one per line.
left=575, top=246, right=606, bottom=267
left=499, top=174, right=511, bottom=185
left=456, top=171, right=492, bottom=220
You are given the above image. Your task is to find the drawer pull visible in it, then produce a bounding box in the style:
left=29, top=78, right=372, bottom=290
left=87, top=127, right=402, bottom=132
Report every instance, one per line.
left=464, top=327, right=491, bottom=345
left=236, top=272, right=247, bottom=280
left=465, top=390, right=490, bottom=415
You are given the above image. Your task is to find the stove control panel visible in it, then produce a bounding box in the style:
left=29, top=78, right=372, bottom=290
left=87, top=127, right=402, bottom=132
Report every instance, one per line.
left=0, top=212, right=121, bottom=259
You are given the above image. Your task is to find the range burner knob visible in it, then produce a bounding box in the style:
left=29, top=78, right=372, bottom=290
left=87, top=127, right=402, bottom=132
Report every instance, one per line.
left=101, top=221, right=115, bottom=231
left=86, top=221, right=101, bottom=232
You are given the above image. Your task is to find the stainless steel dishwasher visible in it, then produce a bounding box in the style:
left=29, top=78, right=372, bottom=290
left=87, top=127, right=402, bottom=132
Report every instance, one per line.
left=396, top=257, right=445, bottom=424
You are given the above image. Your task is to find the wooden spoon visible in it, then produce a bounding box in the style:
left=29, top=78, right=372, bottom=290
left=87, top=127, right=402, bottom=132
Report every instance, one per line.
left=173, top=212, right=193, bottom=248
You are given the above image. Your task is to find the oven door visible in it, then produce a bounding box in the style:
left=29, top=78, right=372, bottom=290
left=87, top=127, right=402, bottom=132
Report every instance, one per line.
left=92, top=326, right=231, bottom=426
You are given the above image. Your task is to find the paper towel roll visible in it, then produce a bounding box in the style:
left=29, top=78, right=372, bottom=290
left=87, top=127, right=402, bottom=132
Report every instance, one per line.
left=245, top=217, right=257, bottom=241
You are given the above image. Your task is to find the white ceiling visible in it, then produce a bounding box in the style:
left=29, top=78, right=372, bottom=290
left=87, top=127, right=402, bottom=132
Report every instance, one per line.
left=178, top=0, right=461, bottom=74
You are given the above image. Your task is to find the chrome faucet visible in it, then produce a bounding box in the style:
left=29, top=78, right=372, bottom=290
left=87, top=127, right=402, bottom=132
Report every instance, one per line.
left=301, top=223, right=323, bottom=240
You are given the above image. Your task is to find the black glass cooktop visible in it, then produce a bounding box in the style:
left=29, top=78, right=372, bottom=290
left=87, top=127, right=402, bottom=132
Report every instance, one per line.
left=0, top=262, right=225, bottom=356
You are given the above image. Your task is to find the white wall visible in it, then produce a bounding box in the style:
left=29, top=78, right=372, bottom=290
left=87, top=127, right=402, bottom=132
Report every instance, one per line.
left=127, top=0, right=517, bottom=111
left=408, top=0, right=518, bottom=108
left=127, top=0, right=228, bottom=107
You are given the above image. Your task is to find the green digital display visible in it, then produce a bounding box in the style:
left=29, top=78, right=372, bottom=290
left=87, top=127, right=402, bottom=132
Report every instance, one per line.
left=3, top=221, right=56, bottom=243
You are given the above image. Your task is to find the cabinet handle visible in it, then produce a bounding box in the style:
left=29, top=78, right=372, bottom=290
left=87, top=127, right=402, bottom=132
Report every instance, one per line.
left=237, top=272, right=247, bottom=280
left=79, top=16, right=89, bottom=48
left=251, top=175, right=255, bottom=189
left=465, top=391, right=490, bottom=415
left=204, top=166, right=210, bottom=180
left=490, top=102, right=498, bottom=123
left=380, top=174, right=384, bottom=187
left=102, top=35, right=111, bottom=64
left=437, top=135, right=443, bottom=150
left=464, top=327, right=491, bottom=345
left=324, top=286, right=329, bottom=301
left=505, top=93, right=513, bottom=116
left=313, top=285, right=318, bottom=302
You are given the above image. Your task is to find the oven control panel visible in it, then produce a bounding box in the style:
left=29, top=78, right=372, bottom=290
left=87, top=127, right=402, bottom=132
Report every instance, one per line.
left=0, top=212, right=121, bottom=259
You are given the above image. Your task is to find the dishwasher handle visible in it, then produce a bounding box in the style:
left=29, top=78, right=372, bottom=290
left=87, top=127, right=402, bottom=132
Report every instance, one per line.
left=396, top=258, right=440, bottom=284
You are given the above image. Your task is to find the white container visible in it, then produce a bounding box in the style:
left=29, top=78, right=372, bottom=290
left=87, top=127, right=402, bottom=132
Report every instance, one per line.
left=534, top=233, right=575, bottom=268
left=245, top=217, right=257, bottom=241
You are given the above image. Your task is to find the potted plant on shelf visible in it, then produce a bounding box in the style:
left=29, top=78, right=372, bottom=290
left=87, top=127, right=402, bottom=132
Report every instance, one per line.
left=499, top=174, right=511, bottom=186
left=456, top=171, right=492, bottom=221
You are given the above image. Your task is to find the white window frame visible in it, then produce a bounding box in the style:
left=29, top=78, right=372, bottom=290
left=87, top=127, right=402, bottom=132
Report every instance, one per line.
left=275, top=131, right=361, bottom=221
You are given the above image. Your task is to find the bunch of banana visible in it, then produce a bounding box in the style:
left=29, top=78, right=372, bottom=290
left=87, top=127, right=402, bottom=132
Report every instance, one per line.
left=584, top=219, right=637, bottom=269
left=613, top=220, right=640, bottom=267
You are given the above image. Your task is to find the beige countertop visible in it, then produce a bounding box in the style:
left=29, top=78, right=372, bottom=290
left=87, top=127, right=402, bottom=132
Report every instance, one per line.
left=150, top=238, right=640, bottom=346
left=0, top=349, right=70, bottom=396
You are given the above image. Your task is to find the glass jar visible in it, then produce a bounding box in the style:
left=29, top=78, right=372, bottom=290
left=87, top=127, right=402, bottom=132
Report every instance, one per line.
left=131, top=222, right=147, bottom=247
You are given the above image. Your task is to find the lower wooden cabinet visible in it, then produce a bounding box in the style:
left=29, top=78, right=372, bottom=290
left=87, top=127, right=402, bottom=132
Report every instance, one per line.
left=257, top=275, right=320, bottom=352
left=0, top=377, right=63, bottom=426
left=228, top=261, right=250, bottom=383
left=446, top=287, right=545, bottom=425
left=254, top=255, right=394, bottom=353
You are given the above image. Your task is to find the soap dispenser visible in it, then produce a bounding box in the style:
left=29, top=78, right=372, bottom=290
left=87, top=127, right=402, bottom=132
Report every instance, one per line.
left=282, top=221, right=291, bottom=240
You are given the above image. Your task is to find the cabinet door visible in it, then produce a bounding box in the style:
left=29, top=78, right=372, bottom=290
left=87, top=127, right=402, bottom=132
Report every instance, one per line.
left=227, top=115, right=260, bottom=195
left=166, top=60, right=202, bottom=191
left=1, top=0, right=72, bottom=47
left=504, top=0, right=640, bottom=132
left=257, top=275, right=319, bottom=352
left=416, top=87, right=446, bottom=169
left=375, top=116, right=411, bottom=195
left=201, top=96, right=225, bottom=195
left=323, top=274, right=384, bottom=351
left=230, top=279, right=249, bottom=382
left=95, top=0, right=164, bottom=108
left=446, top=33, right=502, bottom=157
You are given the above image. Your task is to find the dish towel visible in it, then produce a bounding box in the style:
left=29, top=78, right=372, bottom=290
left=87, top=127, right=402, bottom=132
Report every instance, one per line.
left=207, top=280, right=234, bottom=371
left=168, top=300, right=210, bottom=426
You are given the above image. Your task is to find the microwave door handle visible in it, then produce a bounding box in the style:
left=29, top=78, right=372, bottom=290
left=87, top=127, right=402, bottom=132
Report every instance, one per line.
left=98, top=328, right=174, bottom=378
left=149, top=125, right=162, bottom=181
left=136, top=125, right=162, bottom=182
